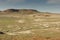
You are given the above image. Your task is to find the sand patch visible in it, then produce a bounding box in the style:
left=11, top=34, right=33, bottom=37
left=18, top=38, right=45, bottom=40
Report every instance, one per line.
left=18, top=20, right=25, bottom=23
left=6, top=32, right=17, bottom=35
left=6, top=30, right=32, bottom=35
left=17, top=30, right=32, bottom=34
left=43, top=24, right=49, bottom=27
left=56, top=28, right=60, bottom=30
left=34, top=19, right=40, bottom=21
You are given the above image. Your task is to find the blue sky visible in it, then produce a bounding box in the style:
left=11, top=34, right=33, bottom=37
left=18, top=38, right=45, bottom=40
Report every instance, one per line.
left=0, top=0, right=60, bottom=13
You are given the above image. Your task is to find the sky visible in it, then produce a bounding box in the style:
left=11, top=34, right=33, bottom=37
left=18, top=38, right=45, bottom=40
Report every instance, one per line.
left=0, top=0, right=60, bottom=13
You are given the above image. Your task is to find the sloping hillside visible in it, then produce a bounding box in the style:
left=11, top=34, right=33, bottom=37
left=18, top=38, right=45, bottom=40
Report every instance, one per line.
left=0, top=9, right=60, bottom=40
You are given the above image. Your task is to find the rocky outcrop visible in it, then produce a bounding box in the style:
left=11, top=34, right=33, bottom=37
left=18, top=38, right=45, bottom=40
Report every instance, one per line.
left=3, top=9, right=39, bottom=14
left=3, top=9, right=19, bottom=12
left=0, top=32, right=5, bottom=34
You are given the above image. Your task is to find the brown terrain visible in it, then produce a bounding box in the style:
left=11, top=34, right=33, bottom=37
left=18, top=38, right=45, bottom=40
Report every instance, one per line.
left=0, top=9, right=60, bottom=40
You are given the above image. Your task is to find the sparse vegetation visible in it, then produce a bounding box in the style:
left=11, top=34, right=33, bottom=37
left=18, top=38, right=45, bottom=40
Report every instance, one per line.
left=0, top=9, right=60, bottom=40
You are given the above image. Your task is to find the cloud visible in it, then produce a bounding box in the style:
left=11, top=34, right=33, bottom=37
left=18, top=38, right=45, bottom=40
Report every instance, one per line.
left=0, top=0, right=25, bottom=5
left=7, top=0, right=25, bottom=3
left=47, top=0, right=60, bottom=4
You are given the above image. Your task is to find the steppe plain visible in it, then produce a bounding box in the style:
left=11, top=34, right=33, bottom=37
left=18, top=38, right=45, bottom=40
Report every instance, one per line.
left=0, top=9, right=60, bottom=40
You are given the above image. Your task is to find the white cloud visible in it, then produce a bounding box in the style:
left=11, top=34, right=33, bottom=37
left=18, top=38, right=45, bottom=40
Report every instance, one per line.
left=47, top=0, right=60, bottom=4
left=0, top=0, right=25, bottom=5
left=7, top=0, right=25, bottom=3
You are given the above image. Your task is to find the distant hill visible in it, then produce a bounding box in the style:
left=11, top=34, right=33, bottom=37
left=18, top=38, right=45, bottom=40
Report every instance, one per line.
left=0, top=9, right=60, bottom=16
left=4, top=9, right=19, bottom=12
left=2, top=9, right=39, bottom=14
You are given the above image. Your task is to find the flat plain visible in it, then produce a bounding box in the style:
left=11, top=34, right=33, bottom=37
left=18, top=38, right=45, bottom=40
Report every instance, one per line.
left=0, top=9, right=60, bottom=40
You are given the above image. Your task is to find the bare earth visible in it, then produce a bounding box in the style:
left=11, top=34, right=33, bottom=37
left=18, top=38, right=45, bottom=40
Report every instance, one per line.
left=0, top=9, right=60, bottom=40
